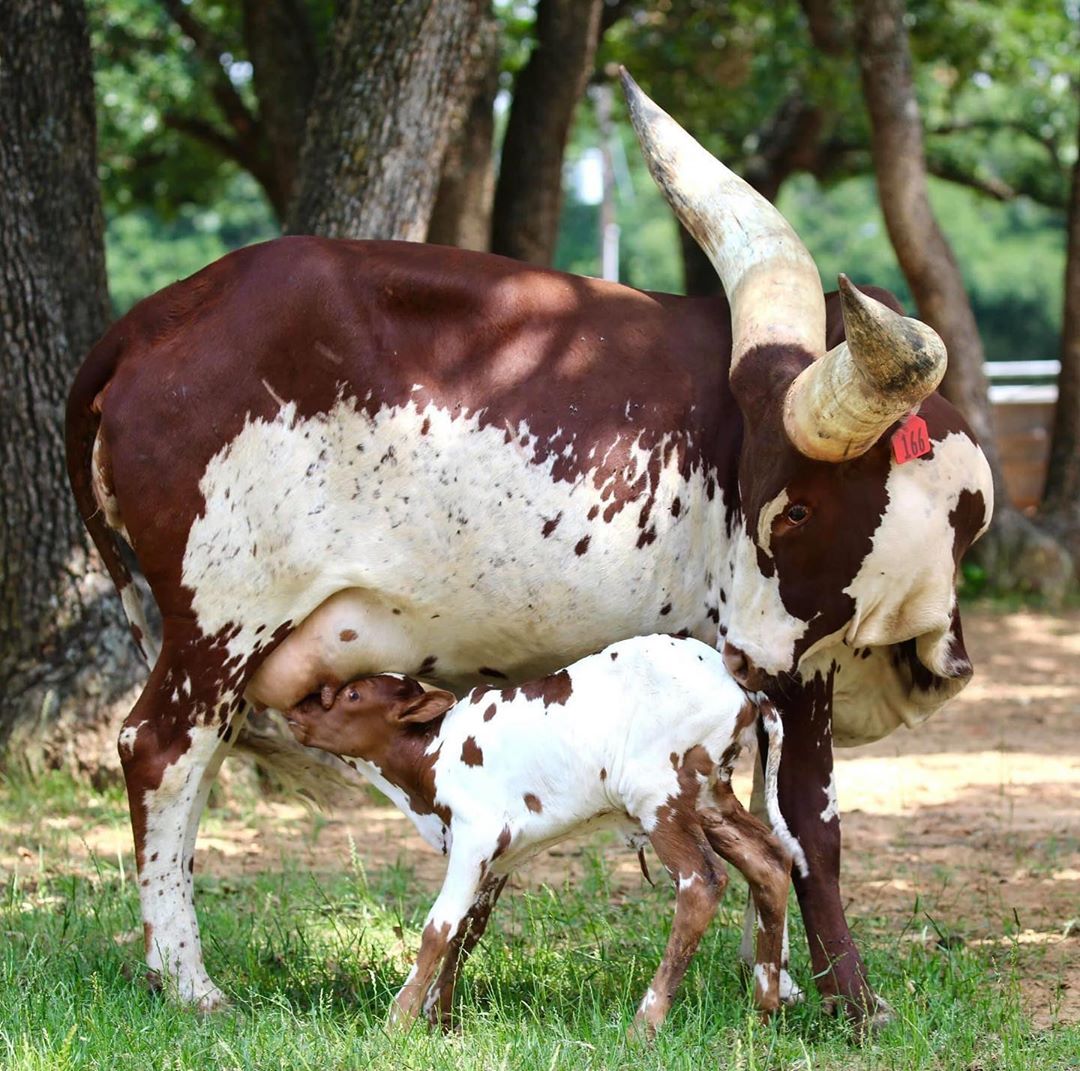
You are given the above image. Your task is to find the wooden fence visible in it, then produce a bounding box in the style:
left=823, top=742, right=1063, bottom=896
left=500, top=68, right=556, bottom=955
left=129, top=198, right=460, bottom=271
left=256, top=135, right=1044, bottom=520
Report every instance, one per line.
left=988, top=360, right=1060, bottom=511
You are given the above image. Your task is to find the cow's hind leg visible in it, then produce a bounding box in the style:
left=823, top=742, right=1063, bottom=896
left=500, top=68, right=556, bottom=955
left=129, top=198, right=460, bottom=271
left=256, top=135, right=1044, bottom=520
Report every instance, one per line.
left=118, top=631, right=245, bottom=1010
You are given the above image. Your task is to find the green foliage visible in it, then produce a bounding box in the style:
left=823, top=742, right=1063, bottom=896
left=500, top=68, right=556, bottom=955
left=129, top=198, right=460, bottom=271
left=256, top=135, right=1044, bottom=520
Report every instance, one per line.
left=105, top=171, right=275, bottom=315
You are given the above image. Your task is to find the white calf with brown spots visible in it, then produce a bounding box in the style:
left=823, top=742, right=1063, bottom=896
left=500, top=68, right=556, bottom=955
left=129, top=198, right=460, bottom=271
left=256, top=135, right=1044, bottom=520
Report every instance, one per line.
left=285, top=635, right=799, bottom=1034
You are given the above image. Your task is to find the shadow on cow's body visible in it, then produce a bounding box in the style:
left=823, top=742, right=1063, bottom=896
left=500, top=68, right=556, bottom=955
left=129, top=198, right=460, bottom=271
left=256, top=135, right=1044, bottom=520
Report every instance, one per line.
left=65, top=86, right=992, bottom=1029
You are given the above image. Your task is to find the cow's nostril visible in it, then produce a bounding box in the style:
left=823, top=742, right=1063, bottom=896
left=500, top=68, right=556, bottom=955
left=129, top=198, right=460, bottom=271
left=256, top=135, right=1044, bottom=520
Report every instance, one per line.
left=722, top=641, right=749, bottom=683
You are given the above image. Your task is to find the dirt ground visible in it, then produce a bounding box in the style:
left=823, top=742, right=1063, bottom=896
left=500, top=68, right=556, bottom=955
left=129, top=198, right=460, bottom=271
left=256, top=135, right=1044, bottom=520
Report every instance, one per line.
left=10, top=608, right=1079, bottom=1027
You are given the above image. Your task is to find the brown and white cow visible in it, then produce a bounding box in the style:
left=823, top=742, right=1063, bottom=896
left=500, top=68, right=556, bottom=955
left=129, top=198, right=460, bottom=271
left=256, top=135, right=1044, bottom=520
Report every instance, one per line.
left=65, top=74, right=991, bottom=1024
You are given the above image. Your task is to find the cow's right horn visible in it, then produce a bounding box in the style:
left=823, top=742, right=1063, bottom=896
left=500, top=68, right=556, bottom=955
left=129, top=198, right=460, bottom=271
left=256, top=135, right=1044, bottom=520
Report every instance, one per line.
left=783, top=275, right=947, bottom=461
left=620, top=68, right=825, bottom=374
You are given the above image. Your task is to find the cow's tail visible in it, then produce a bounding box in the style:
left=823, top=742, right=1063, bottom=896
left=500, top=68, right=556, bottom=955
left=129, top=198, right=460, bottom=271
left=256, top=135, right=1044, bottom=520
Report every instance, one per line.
left=231, top=712, right=371, bottom=810
left=758, top=698, right=809, bottom=878
left=64, top=327, right=159, bottom=666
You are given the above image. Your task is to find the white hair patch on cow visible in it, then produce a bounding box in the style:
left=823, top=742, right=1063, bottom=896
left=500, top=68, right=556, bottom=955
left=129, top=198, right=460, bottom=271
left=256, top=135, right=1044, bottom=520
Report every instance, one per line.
left=183, top=397, right=728, bottom=692
left=844, top=432, right=992, bottom=650
left=725, top=494, right=808, bottom=675
left=820, top=772, right=839, bottom=824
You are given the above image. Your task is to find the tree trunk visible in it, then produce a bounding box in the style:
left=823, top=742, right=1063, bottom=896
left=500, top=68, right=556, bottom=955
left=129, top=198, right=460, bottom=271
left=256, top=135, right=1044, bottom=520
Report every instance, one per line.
left=241, top=0, right=319, bottom=221
left=1038, top=97, right=1080, bottom=574
left=426, top=17, right=500, bottom=251
left=490, top=0, right=604, bottom=265
left=853, top=0, right=1073, bottom=598
left=287, top=0, right=485, bottom=241
left=0, top=0, right=143, bottom=772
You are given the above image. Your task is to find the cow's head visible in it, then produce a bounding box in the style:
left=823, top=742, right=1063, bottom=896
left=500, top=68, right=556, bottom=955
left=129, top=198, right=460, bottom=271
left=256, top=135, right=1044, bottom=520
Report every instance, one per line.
left=622, top=70, right=993, bottom=690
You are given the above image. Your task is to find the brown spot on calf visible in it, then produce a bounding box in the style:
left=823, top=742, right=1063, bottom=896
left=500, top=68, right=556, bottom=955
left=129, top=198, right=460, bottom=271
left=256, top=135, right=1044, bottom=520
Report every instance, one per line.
left=523, top=793, right=543, bottom=813
left=461, top=737, right=484, bottom=767
left=519, top=669, right=573, bottom=708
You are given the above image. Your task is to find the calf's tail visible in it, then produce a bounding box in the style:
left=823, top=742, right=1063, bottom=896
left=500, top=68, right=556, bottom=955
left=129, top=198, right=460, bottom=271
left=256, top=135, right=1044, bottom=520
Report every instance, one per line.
left=758, top=699, right=809, bottom=878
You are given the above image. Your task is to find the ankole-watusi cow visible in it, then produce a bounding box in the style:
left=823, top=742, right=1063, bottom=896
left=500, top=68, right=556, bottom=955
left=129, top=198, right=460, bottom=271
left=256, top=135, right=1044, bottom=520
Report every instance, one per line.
left=66, top=72, right=991, bottom=1025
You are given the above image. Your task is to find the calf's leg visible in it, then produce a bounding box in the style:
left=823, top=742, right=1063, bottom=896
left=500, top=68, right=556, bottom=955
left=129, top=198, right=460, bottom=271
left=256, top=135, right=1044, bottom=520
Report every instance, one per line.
left=703, top=784, right=789, bottom=1017
left=426, top=875, right=507, bottom=1030
left=390, top=847, right=489, bottom=1029
left=633, top=818, right=726, bottom=1038
left=739, top=755, right=802, bottom=1004
left=119, top=629, right=245, bottom=1011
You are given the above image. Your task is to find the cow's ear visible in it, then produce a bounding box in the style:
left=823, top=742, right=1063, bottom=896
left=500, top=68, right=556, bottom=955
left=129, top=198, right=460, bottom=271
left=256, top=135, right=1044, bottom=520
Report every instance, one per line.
left=395, top=689, right=456, bottom=724
left=913, top=602, right=973, bottom=683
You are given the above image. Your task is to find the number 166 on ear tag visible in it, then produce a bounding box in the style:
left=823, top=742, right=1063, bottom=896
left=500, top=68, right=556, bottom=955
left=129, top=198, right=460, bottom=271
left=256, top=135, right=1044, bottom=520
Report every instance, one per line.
left=891, top=414, right=931, bottom=464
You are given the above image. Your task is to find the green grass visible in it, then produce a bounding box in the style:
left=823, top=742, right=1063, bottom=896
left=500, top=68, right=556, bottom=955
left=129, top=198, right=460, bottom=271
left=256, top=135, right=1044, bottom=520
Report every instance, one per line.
left=0, top=777, right=1075, bottom=1070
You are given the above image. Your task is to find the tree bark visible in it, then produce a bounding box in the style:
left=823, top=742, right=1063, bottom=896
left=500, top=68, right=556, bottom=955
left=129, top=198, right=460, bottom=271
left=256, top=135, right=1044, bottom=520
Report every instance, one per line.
left=241, top=0, right=319, bottom=220
left=1038, top=96, right=1080, bottom=574
left=426, top=17, right=500, bottom=251
left=490, top=0, right=604, bottom=265
left=0, top=0, right=143, bottom=771
left=853, top=0, right=1073, bottom=598
left=287, top=0, right=485, bottom=241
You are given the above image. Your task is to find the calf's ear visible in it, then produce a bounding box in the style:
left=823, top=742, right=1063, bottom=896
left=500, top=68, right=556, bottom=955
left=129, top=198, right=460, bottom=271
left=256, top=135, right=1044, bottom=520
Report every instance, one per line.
left=395, top=689, right=456, bottom=724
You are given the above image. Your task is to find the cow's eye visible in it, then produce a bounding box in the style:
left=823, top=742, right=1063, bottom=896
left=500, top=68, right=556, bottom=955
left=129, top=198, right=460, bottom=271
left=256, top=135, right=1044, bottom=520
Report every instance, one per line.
left=783, top=503, right=811, bottom=527
left=347, top=689, right=359, bottom=702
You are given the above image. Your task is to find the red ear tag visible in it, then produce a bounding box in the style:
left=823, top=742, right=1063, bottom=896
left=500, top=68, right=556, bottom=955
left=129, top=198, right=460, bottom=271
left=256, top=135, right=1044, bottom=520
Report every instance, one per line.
left=891, top=414, right=931, bottom=464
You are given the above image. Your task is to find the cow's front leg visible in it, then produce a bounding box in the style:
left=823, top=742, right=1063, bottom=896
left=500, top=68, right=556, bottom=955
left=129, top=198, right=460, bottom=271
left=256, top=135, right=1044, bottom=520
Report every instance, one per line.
left=119, top=632, right=243, bottom=1011
left=773, top=673, right=892, bottom=1032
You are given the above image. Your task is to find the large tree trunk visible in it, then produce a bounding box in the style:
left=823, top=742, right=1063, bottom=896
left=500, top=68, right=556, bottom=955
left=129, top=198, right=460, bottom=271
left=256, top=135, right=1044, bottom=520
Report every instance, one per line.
left=490, top=0, right=604, bottom=265
left=853, top=0, right=1073, bottom=598
left=426, top=18, right=500, bottom=251
left=0, top=0, right=143, bottom=771
left=241, top=0, right=319, bottom=220
left=1039, top=98, right=1080, bottom=573
left=287, top=0, right=485, bottom=240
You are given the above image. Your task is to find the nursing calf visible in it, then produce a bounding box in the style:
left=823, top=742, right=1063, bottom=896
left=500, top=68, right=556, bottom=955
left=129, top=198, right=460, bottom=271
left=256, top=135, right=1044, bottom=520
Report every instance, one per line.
left=286, top=636, right=803, bottom=1034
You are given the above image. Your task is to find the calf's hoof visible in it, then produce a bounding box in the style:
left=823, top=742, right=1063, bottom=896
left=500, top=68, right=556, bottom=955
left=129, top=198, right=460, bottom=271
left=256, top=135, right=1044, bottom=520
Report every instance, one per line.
left=778, top=969, right=804, bottom=1006
left=626, top=1015, right=658, bottom=1045
left=193, top=987, right=230, bottom=1015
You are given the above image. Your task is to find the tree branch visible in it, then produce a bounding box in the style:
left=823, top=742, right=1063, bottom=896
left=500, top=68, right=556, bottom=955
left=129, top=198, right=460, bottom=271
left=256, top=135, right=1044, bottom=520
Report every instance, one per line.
left=927, top=117, right=1061, bottom=167
left=158, top=0, right=261, bottom=145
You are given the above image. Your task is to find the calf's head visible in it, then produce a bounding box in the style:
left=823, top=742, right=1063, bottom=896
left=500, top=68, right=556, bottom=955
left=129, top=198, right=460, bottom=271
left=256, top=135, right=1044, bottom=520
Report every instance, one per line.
left=623, top=71, right=993, bottom=689
left=286, top=675, right=456, bottom=757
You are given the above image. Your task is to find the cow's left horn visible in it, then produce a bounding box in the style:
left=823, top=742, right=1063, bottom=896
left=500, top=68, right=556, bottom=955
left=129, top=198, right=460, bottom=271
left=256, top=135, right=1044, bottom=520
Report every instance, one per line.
left=783, top=275, right=947, bottom=461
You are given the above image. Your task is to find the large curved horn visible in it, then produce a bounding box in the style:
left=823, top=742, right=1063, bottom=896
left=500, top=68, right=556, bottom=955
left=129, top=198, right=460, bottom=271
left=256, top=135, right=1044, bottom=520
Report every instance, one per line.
left=783, top=275, right=947, bottom=461
left=620, top=67, right=825, bottom=371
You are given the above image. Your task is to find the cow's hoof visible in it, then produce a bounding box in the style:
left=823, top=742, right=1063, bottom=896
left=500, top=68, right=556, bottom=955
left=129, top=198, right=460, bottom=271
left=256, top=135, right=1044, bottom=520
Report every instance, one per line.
left=861, top=994, right=896, bottom=1037
left=626, top=1015, right=658, bottom=1045
left=823, top=992, right=896, bottom=1039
